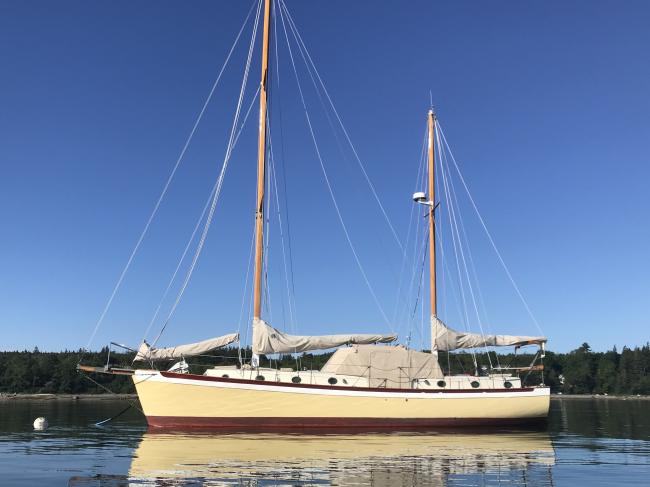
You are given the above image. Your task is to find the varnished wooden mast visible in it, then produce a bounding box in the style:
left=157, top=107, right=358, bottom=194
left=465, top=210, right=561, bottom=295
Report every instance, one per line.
left=253, top=0, right=272, bottom=320
left=427, top=109, right=437, bottom=318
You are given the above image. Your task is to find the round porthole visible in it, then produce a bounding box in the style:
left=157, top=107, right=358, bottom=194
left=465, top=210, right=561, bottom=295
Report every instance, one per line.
left=328, top=377, right=338, bottom=385
left=221, top=374, right=229, bottom=378
left=504, top=381, right=513, bottom=389
left=471, top=381, right=480, bottom=388
left=291, top=376, right=301, bottom=384
left=437, top=380, right=446, bottom=388
left=255, top=375, right=265, bottom=381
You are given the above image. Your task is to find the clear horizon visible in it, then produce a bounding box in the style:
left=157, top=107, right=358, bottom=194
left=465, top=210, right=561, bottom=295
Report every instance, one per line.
left=1, top=0, right=649, bottom=354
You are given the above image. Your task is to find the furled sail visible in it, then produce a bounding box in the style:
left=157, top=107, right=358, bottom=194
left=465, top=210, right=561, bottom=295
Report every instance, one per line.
left=252, top=318, right=397, bottom=355
left=431, top=316, right=546, bottom=352
left=134, top=333, right=239, bottom=362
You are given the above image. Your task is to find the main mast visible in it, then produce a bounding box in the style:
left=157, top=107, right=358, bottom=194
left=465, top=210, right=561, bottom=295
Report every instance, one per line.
left=427, top=110, right=437, bottom=318
left=253, top=0, right=272, bottom=320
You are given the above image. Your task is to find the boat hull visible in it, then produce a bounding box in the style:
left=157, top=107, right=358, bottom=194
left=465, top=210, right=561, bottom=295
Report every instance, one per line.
left=133, top=370, right=550, bottom=431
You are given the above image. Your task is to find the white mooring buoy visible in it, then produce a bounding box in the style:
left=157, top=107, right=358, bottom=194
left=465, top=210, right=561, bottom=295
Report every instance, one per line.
left=33, top=417, right=48, bottom=430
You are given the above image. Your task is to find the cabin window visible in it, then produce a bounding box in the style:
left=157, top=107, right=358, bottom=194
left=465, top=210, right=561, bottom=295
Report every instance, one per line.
left=222, top=374, right=229, bottom=378
left=342, top=379, right=348, bottom=384
left=471, top=381, right=480, bottom=388
left=291, top=376, right=301, bottom=384
left=328, top=377, right=338, bottom=385
left=437, top=380, right=446, bottom=388
left=255, top=375, right=265, bottom=381
left=504, top=381, right=513, bottom=389
left=424, top=380, right=431, bottom=386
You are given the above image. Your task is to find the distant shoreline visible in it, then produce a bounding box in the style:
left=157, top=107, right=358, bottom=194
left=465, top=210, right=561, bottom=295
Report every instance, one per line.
left=0, top=393, right=137, bottom=401
left=1, top=392, right=648, bottom=401
left=551, top=394, right=650, bottom=400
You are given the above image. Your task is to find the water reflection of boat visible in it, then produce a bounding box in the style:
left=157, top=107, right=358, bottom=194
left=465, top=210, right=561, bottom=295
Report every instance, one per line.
left=128, top=431, right=555, bottom=486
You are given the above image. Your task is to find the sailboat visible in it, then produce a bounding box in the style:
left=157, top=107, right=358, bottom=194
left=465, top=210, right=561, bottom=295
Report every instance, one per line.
left=79, top=0, right=550, bottom=429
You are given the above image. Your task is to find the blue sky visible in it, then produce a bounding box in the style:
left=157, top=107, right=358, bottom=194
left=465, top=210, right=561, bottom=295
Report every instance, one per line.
left=0, top=0, right=648, bottom=353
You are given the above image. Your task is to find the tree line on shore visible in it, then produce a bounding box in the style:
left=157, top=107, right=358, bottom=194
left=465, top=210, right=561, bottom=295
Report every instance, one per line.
left=0, top=342, right=648, bottom=395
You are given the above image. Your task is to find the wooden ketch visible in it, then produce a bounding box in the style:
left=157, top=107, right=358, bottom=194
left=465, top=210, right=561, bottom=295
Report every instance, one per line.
left=80, top=0, right=551, bottom=430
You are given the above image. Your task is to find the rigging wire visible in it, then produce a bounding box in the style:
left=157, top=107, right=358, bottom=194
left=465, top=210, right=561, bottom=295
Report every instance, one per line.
left=150, top=0, right=263, bottom=349
left=436, top=125, right=479, bottom=372
left=400, top=145, right=429, bottom=345
left=270, top=0, right=298, bottom=335
left=141, top=85, right=261, bottom=345
left=82, top=1, right=259, bottom=355
left=279, top=0, right=403, bottom=254
left=237, top=219, right=256, bottom=343
left=277, top=3, right=393, bottom=331
left=268, top=131, right=298, bottom=334
left=436, top=126, right=491, bottom=369
left=262, top=116, right=274, bottom=324
left=438, top=123, right=545, bottom=337
left=281, top=0, right=404, bottom=334
left=436, top=124, right=500, bottom=369
left=392, top=125, right=428, bottom=330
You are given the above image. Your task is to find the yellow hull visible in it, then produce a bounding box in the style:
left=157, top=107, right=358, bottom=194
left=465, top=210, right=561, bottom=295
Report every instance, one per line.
left=133, top=370, right=550, bottom=429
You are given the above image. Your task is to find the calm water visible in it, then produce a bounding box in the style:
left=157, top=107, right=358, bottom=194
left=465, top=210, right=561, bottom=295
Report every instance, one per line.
left=0, top=397, right=648, bottom=486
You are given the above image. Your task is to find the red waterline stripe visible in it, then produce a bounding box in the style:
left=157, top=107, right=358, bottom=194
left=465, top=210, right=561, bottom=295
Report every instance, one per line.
left=146, top=415, right=548, bottom=431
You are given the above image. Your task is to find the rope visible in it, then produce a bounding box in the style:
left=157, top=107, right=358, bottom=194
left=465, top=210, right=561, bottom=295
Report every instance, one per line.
left=392, top=125, right=428, bottom=330
left=150, top=0, right=263, bottom=348
left=82, top=1, right=258, bottom=355
left=269, top=133, right=298, bottom=335
left=280, top=0, right=403, bottom=253
left=262, top=115, right=274, bottom=324
left=277, top=2, right=393, bottom=331
left=436, top=125, right=478, bottom=372
left=141, top=86, right=261, bottom=345
left=438, top=123, right=545, bottom=337
left=436, top=124, right=500, bottom=369
left=270, top=0, right=298, bottom=336
left=436, top=127, right=491, bottom=368
left=237, top=221, right=256, bottom=348
left=79, top=373, right=145, bottom=424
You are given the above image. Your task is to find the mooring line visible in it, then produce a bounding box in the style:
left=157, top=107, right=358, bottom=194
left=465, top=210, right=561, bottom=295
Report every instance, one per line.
left=80, top=373, right=145, bottom=426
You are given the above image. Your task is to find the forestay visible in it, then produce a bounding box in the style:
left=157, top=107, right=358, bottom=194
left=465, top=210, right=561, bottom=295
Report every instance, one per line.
left=430, top=316, right=546, bottom=352
left=322, top=345, right=443, bottom=387
left=134, top=333, right=239, bottom=362
left=252, top=318, right=396, bottom=355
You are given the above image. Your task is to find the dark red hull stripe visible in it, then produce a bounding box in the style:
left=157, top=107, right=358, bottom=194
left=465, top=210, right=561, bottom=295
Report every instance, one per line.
left=146, top=416, right=547, bottom=431
left=159, top=371, right=537, bottom=394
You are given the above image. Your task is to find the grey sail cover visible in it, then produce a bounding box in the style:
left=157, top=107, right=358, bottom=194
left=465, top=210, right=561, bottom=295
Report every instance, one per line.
left=431, top=316, right=546, bottom=351
left=134, top=333, right=239, bottom=362
left=252, top=318, right=397, bottom=355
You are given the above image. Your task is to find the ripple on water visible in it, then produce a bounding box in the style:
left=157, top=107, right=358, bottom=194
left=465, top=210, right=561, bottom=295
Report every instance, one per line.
left=1, top=397, right=649, bottom=486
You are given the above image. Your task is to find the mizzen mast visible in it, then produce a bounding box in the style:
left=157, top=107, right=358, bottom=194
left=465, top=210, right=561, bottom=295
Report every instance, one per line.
left=253, top=0, right=272, bottom=320
left=427, top=109, right=437, bottom=318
